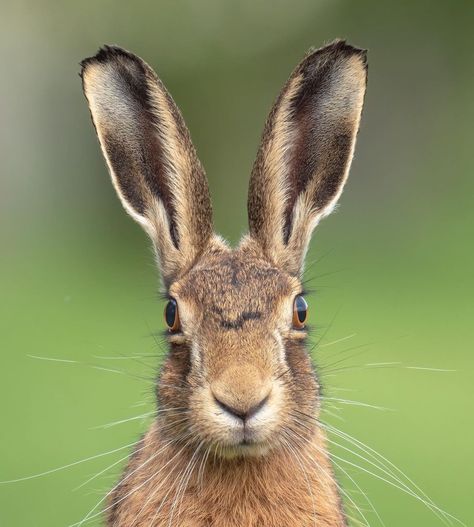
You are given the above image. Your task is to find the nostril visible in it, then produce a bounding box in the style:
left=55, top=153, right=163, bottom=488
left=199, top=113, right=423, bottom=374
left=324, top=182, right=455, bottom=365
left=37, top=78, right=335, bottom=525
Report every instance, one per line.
left=213, top=394, right=270, bottom=422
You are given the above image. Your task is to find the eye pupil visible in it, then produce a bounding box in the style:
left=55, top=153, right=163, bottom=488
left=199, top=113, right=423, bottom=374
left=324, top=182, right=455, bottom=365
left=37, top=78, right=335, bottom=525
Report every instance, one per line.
left=295, top=296, right=307, bottom=323
left=293, top=295, right=308, bottom=328
left=165, top=298, right=179, bottom=331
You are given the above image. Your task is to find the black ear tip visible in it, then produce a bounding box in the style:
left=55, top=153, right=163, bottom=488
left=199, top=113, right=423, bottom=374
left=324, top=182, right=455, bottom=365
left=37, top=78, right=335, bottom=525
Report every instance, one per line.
left=79, top=44, right=138, bottom=77
left=310, top=39, right=367, bottom=59
left=304, top=39, right=368, bottom=75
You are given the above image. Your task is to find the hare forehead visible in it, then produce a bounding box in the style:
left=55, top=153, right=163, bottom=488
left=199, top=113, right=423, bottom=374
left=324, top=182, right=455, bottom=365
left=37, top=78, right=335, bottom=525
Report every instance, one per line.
left=177, top=254, right=296, bottom=314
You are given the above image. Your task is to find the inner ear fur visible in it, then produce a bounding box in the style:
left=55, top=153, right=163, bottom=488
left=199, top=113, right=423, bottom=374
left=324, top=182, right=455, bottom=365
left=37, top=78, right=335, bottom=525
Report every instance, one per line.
left=247, top=40, right=367, bottom=275
left=81, top=46, right=214, bottom=285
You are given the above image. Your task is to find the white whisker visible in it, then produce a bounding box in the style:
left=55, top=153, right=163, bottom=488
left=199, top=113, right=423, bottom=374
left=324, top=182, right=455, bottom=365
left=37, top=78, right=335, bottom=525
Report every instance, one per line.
left=0, top=441, right=139, bottom=484
left=281, top=432, right=318, bottom=527
left=323, top=420, right=460, bottom=525
left=27, top=354, right=78, bottom=364
left=71, top=435, right=191, bottom=527
left=287, top=426, right=370, bottom=527
left=129, top=440, right=194, bottom=527
left=91, top=411, right=156, bottom=430
left=320, top=334, right=357, bottom=348
left=168, top=442, right=203, bottom=527
left=73, top=443, right=148, bottom=491
left=322, top=396, right=394, bottom=412
left=331, top=452, right=385, bottom=526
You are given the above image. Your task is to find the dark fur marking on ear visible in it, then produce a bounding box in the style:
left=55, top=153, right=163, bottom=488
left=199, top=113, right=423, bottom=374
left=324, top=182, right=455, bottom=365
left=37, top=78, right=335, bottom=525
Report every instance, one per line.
left=248, top=39, right=367, bottom=261
left=101, top=131, right=147, bottom=215
left=81, top=45, right=180, bottom=247
left=282, top=42, right=366, bottom=244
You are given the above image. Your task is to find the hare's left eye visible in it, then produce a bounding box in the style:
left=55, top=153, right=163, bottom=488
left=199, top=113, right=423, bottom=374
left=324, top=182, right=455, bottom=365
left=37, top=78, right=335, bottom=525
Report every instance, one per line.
left=292, top=295, right=308, bottom=329
left=164, top=298, right=180, bottom=332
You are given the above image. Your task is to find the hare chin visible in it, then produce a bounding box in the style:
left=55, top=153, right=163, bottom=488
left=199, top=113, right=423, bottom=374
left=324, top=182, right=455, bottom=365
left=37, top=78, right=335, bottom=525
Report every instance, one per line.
left=215, top=441, right=273, bottom=460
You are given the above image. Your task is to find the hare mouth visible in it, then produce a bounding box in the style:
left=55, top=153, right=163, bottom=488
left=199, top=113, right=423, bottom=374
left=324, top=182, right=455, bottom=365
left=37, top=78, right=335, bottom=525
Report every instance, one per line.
left=210, top=425, right=276, bottom=459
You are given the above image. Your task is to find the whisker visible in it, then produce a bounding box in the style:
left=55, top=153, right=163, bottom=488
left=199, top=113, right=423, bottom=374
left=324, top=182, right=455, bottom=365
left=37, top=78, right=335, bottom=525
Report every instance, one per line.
left=92, top=354, right=158, bottom=360
left=91, top=365, right=154, bottom=383
left=27, top=354, right=77, bottom=364
left=310, top=307, right=342, bottom=350
left=328, top=448, right=455, bottom=526
left=319, top=333, right=357, bottom=348
left=27, top=353, right=155, bottom=383
left=321, top=396, right=394, bottom=412
left=71, top=434, right=192, bottom=527
left=331, top=451, right=385, bottom=526
left=321, top=407, right=346, bottom=422
left=321, top=362, right=457, bottom=377
left=293, top=410, right=463, bottom=525
left=404, top=366, right=456, bottom=372
left=73, top=443, right=148, bottom=491
left=0, top=440, right=139, bottom=485
left=91, top=406, right=187, bottom=430
left=197, top=445, right=211, bottom=491
left=322, top=422, right=461, bottom=525
left=317, top=343, right=373, bottom=371
left=146, top=468, right=184, bottom=526
left=90, top=411, right=156, bottom=430
left=281, top=432, right=318, bottom=527
left=285, top=426, right=370, bottom=527
left=130, top=440, right=195, bottom=527
left=168, top=442, right=204, bottom=526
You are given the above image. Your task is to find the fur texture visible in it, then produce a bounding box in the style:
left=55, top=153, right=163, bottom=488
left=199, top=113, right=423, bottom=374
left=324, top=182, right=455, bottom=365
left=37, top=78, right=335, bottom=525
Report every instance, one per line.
left=81, top=39, right=367, bottom=527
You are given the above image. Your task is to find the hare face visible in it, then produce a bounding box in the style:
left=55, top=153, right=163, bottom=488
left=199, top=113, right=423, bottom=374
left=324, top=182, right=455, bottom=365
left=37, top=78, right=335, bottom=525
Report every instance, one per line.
left=160, top=246, right=317, bottom=458
left=81, top=41, right=366, bottom=460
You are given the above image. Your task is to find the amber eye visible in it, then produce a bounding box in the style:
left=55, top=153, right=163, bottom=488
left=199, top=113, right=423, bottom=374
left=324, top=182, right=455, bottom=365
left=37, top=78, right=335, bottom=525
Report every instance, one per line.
left=164, top=298, right=180, bottom=332
left=292, top=295, right=308, bottom=329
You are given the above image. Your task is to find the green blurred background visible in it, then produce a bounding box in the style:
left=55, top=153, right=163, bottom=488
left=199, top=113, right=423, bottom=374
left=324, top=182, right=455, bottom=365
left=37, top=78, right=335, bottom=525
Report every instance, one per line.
left=1, top=1, right=473, bottom=525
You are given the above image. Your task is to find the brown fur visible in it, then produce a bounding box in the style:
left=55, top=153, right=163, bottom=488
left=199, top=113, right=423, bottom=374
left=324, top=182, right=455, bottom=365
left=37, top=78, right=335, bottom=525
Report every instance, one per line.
left=80, top=40, right=367, bottom=526
left=109, top=424, right=343, bottom=527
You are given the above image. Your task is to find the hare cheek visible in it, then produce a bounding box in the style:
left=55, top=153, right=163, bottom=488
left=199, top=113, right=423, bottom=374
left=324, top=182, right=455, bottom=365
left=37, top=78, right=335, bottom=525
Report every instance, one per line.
left=272, top=330, right=287, bottom=364
left=190, top=341, right=203, bottom=370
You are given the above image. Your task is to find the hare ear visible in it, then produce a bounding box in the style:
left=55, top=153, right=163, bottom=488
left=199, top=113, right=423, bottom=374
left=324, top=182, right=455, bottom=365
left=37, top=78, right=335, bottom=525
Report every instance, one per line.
left=81, top=46, right=213, bottom=285
left=248, top=40, right=367, bottom=276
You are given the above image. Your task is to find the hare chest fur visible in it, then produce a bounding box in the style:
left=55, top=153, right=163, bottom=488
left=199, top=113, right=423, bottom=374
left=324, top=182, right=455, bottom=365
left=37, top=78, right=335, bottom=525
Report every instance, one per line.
left=108, top=424, right=344, bottom=527
left=81, top=39, right=367, bottom=526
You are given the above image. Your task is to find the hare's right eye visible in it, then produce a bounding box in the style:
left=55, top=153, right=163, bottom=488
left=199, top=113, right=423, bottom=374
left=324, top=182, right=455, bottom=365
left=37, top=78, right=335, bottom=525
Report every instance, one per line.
left=164, top=298, right=180, bottom=332
left=292, top=295, right=308, bottom=329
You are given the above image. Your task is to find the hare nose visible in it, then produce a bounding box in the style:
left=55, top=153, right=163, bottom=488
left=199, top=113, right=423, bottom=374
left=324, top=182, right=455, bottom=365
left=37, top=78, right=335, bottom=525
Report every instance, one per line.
left=213, top=393, right=270, bottom=422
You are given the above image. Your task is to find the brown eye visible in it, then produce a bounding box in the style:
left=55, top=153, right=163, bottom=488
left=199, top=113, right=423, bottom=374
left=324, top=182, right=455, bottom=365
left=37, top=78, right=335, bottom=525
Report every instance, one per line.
left=164, top=298, right=180, bottom=332
left=292, top=295, right=308, bottom=329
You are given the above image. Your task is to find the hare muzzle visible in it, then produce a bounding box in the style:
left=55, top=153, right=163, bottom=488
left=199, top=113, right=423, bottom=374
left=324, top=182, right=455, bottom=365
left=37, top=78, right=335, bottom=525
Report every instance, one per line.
left=209, top=363, right=276, bottom=452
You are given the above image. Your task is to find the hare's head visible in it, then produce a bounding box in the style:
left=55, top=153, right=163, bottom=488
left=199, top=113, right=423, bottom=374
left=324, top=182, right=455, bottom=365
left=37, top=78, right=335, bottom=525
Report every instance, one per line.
left=81, top=41, right=367, bottom=459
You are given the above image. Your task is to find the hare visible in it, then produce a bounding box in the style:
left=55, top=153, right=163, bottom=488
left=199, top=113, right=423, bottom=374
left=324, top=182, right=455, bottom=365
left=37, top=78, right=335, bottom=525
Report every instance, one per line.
left=81, top=39, right=367, bottom=527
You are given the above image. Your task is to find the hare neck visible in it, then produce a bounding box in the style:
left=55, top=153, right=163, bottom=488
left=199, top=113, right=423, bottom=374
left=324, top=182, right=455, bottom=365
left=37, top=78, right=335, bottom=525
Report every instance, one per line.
left=194, top=428, right=346, bottom=526
left=108, top=422, right=346, bottom=527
